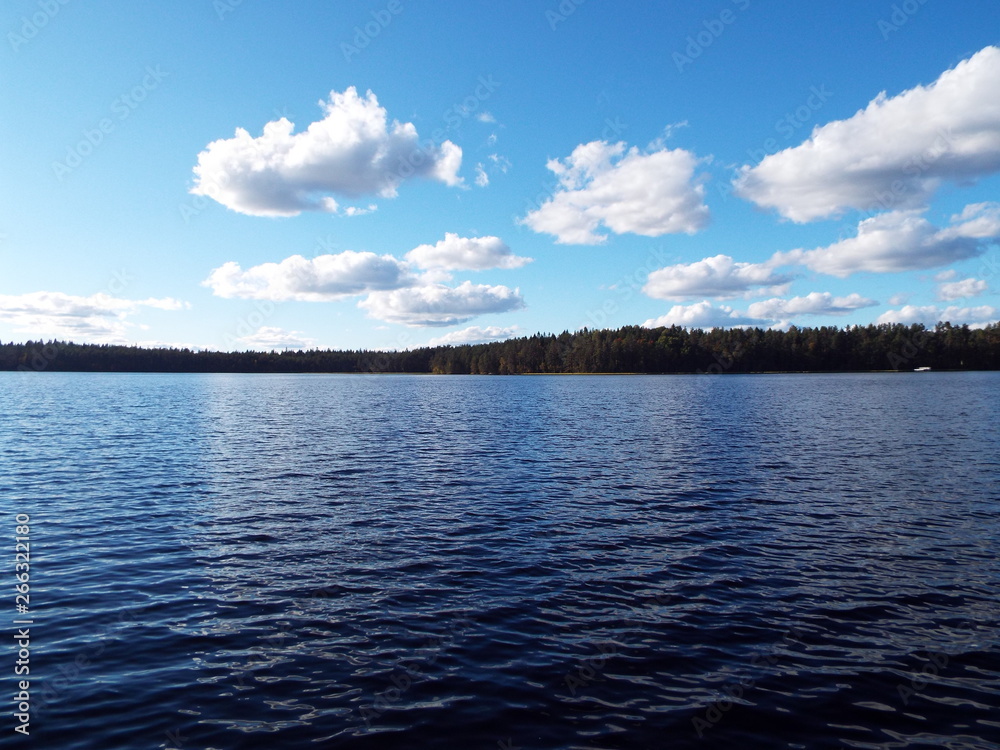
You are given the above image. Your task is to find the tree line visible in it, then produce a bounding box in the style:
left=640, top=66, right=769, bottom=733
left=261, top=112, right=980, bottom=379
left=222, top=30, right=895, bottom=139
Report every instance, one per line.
left=2, top=322, right=998, bottom=375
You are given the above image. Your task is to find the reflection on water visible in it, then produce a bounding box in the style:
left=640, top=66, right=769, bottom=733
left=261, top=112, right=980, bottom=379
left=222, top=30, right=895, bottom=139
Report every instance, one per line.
left=1, top=372, right=998, bottom=749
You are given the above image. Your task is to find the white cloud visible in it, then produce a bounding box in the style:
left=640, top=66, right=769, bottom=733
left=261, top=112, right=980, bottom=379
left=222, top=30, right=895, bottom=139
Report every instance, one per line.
left=949, top=201, right=1000, bottom=237
left=643, top=254, right=792, bottom=301
left=343, top=204, right=377, bottom=217
left=359, top=281, right=524, bottom=327
left=427, top=325, right=522, bottom=346
left=405, top=233, right=531, bottom=271
left=0, top=291, right=189, bottom=343
left=521, top=139, right=709, bottom=244
left=775, top=204, right=1000, bottom=277
left=642, top=301, right=764, bottom=329
left=876, top=304, right=998, bottom=328
left=643, top=292, right=877, bottom=329
left=746, top=292, right=877, bottom=319
left=191, top=87, right=463, bottom=217
left=233, top=326, right=317, bottom=351
left=488, top=153, right=510, bottom=173
left=888, top=293, right=910, bottom=306
left=475, top=164, right=489, bottom=187
left=937, top=277, right=989, bottom=300
left=203, top=251, right=413, bottom=301
left=735, top=46, right=1000, bottom=222
left=476, top=112, right=497, bottom=124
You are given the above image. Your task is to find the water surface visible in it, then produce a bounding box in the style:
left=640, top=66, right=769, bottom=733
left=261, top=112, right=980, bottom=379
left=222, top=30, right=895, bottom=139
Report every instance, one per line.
left=2, top=372, right=998, bottom=749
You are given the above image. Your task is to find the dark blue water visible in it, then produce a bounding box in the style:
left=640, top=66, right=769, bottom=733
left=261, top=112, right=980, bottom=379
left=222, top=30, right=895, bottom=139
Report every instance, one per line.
left=2, top=372, right=999, bottom=749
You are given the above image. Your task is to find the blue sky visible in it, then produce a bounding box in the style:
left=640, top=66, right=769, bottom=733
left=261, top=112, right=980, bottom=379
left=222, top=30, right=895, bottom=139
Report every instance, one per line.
left=2, top=0, right=999, bottom=351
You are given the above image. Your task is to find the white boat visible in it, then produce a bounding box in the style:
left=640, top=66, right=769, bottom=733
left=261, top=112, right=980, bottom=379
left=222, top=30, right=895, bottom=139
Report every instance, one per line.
left=914, top=366, right=932, bottom=372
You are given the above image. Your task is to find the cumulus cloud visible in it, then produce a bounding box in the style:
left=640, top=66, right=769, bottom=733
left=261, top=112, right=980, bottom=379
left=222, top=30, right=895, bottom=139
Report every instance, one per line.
left=427, top=325, right=522, bottom=346
left=232, top=326, right=317, bottom=351
left=343, top=204, right=377, bottom=217
left=876, top=304, right=998, bottom=328
left=774, top=204, right=1000, bottom=277
left=0, top=291, right=189, bottom=343
left=643, top=291, right=877, bottom=329
left=937, top=277, right=989, bottom=300
left=521, top=138, right=709, bottom=244
left=474, top=164, right=489, bottom=187
left=746, top=292, right=877, bottom=319
left=735, top=46, right=1000, bottom=222
left=949, top=201, right=1000, bottom=238
left=202, top=240, right=530, bottom=328
left=642, top=301, right=764, bottom=329
left=643, top=254, right=793, bottom=301
left=359, top=281, right=524, bottom=327
left=203, top=251, right=413, bottom=301
left=191, top=87, right=463, bottom=217
left=405, top=233, right=531, bottom=271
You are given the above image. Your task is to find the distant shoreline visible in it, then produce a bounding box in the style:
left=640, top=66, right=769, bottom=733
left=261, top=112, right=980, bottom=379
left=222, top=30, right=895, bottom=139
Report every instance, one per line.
left=3, top=321, right=997, bottom=375
left=1, top=368, right=977, bottom=376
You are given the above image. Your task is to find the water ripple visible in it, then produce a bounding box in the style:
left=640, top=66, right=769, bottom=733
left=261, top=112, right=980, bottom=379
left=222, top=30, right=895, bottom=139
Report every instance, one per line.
left=1, top=372, right=998, bottom=749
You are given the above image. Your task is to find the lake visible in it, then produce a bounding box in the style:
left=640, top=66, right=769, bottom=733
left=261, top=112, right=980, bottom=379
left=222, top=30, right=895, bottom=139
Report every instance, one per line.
left=2, top=372, right=998, bottom=749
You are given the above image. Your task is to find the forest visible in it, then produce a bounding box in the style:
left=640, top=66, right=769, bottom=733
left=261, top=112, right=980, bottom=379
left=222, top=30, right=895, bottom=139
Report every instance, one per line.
left=2, top=321, right=998, bottom=375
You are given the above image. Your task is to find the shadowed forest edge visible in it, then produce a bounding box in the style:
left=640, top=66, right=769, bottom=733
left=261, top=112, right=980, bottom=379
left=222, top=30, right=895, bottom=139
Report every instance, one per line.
left=4, top=322, right=999, bottom=374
